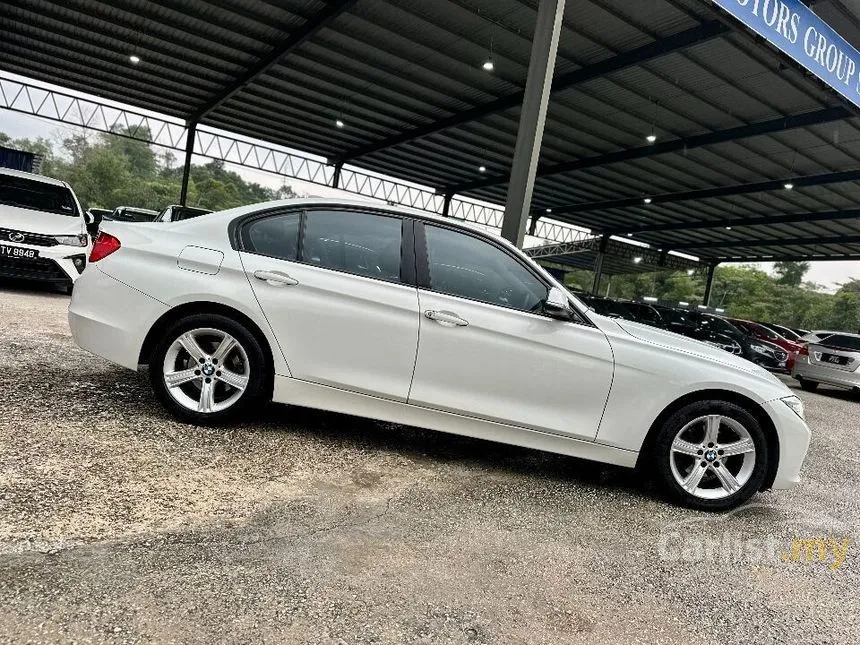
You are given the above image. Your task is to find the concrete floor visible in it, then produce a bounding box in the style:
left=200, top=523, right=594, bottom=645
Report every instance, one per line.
left=0, top=284, right=857, bottom=644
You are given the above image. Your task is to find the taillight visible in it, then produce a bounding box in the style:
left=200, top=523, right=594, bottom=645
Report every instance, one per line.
left=798, top=344, right=809, bottom=356
left=89, top=232, right=121, bottom=262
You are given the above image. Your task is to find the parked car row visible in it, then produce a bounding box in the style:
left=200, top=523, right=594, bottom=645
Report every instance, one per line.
left=578, top=295, right=793, bottom=372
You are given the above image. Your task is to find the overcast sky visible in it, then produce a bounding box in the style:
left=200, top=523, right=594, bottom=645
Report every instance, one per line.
left=2, top=100, right=858, bottom=292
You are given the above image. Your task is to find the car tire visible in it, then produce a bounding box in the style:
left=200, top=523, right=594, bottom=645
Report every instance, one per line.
left=798, top=378, right=819, bottom=392
left=149, top=313, right=269, bottom=424
left=653, top=400, right=769, bottom=511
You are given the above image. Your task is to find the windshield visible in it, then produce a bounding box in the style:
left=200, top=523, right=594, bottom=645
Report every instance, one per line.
left=702, top=315, right=742, bottom=338
left=0, top=175, right=78, bottom=217
left=820, top=335, right=860, bottom=351
left=769, top=324, right=800, bottom=341
left=654, top=307, right=690, bottom=326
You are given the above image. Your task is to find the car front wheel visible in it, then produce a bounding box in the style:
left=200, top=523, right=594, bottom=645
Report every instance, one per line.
left=149, top=314, right=268, bottom=424
left=653, top=400, right=769, bottom=511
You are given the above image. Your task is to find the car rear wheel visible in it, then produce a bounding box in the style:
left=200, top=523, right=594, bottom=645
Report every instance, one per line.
left=653, top=400, right=769, bottom=511
left=149, top=314, right=268, bottom=424
left=798, top=378, right=819, bottom=392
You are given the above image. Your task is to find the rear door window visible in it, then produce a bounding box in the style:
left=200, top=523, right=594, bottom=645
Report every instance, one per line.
left=302, top=210, right=403, bottom=283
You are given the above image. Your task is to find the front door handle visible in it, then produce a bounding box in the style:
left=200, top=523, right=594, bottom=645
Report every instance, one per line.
left=253, top=269, right=299, bottom=286
left=425, top=310, right=469, bottom=327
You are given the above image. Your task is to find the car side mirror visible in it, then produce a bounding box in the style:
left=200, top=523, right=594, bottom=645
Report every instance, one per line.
left=543, top=287, right=574, bottom=321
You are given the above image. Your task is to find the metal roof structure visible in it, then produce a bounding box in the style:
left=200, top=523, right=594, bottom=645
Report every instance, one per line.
left=526, top=236, right=701, bottom=275
left=3, top=0, right=860, bottom=268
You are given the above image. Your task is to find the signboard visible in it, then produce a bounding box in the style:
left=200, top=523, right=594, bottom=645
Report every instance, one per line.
left=712, top=0, right=860, bottom=109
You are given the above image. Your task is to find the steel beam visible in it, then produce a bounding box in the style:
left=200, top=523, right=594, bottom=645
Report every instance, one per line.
left=446, top=106, right=851, bottom=194
left=674, top=234, right=860, bottom=250
left=179, top=121, right=197, bottom=206
left=703, top=263, right=717, bottom=306
left=591, top=235, right=609, bottom=294
left=331, top=21, right=728, bottom=165
left=719, top=253, right=860, bottom=262
left=501, top=0, right=566, bottom=247
left=551, top=169, right=860, bottom=215
left=609, top=208, right=860, bottom=235
left=188, top=0, right=356, bottom=121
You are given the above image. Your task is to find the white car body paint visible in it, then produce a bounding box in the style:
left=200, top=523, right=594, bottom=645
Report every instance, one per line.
left=68, top=198, right=811, bottom=490
left=0, top=168, right=89, bottom=285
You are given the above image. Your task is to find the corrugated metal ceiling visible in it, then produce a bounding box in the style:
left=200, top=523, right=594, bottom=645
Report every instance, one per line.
left=2, top=0, right=860, bottom=263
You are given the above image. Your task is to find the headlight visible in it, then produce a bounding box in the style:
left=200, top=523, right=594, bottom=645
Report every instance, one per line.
left=54, top=234, right=88, bottom=247
left=781, top=395, right=805, bottom=420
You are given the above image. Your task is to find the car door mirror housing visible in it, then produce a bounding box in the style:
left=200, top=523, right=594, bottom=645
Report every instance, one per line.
left=543, top=287, right=574, bottom=320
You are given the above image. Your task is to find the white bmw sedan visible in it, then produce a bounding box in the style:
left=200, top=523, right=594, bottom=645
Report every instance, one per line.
left=68, top=199, right=810, bottom=510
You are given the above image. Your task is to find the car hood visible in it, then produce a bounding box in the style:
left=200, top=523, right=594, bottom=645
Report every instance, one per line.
left=0, top=204, right=84, bottom=235
left=607, top=316, right=786, bottom=384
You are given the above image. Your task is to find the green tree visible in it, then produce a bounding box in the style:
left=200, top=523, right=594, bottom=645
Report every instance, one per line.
left=1, top=128, right=296, bottom=212
left=773, top=261, right=810, bottom=287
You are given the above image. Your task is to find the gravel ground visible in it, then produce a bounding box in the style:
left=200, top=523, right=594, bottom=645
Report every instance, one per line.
left=0, top=283, right=858, bottom=645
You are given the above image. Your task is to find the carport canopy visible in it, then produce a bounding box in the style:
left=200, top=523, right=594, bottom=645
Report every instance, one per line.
left=3, top=0, right=860, bottom=266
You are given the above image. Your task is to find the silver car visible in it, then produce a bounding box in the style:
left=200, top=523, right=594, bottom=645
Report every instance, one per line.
left=792, top=333, right=860, bottom=393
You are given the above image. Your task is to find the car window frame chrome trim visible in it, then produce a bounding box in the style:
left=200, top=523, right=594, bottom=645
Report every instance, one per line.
left=231, top=204, right=417, bottom=287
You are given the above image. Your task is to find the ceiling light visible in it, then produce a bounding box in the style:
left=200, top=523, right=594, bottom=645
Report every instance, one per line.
left=335, top=119, right=345, bottom=128
left=725, top=226, right=732, bottom=230
left=646, top=134, right=657, bottom=143
left=545, top=207, right=552, bottom=213
left=784, top=182, right=794, bottom=190
left=633, top=256, right=643, bottom=264
left=643, top=197, right=652, bottom=204
left=679, top=301, right=689, bottom=306
left=129, top=54, right=140, bottom=64
left=482, top=59, right=495, bottom=72
left=627, top=233, right=634, bottom=237
left=478, top=165, right=486, bottom=173
left=687, top=269, right=695, bottom=276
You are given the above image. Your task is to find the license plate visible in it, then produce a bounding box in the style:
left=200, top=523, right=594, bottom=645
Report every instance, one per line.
left=824, top=354, right=847, bottom=365
left=0, top=244, right=39, bottom=260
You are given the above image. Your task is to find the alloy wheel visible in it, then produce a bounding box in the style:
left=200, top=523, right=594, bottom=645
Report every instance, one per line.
left=162, top=327, right=250, bottom=413
left=668, top=414, right=756, bottom=500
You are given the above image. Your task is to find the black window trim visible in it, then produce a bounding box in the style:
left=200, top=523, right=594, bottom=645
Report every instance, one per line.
left=233, top=204, right=416, bottom=287
left=414, top=219, right=591, bottom=325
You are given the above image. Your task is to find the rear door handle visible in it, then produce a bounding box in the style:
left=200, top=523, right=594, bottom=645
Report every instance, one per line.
left=425, top=310, right=469, bottom=327
left=253, top=270, right=299, bottom=286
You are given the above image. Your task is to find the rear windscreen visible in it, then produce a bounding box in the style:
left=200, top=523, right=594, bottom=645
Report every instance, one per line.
left=0, top=175, right=77, bottom=216
left=820, top=335, right=860, bottom=351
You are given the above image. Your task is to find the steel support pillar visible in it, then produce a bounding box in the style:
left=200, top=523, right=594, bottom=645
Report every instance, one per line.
left=591, top=235, right=609, bottom=295
left=442, top=193, right=453, bottom=217
left=179, top=122, right=197, bottom=206
left=500, top=0, right=566, bottom=247
left=703, top=263, right=717, bottom=307
left=332, top=162, right=343, bottom=189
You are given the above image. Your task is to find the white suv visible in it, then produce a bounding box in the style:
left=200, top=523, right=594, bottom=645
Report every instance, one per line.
left=0, top=167, right=89, bottom=293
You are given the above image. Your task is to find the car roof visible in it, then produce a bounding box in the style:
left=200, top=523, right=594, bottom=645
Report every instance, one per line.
left=169, top=197, right=526, bottom=251
left=0, top=166, right=67, bottom=187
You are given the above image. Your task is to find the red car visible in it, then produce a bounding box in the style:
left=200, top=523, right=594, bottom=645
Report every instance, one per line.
left=728, top=318, right=804, bottom=370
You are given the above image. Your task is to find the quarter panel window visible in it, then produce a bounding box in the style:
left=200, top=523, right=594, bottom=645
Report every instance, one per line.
left=424, top=225, right=547, bottom=312
left=243, top=213, right=300, bottom=261
left=302, top=210, right=402, bottom=282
